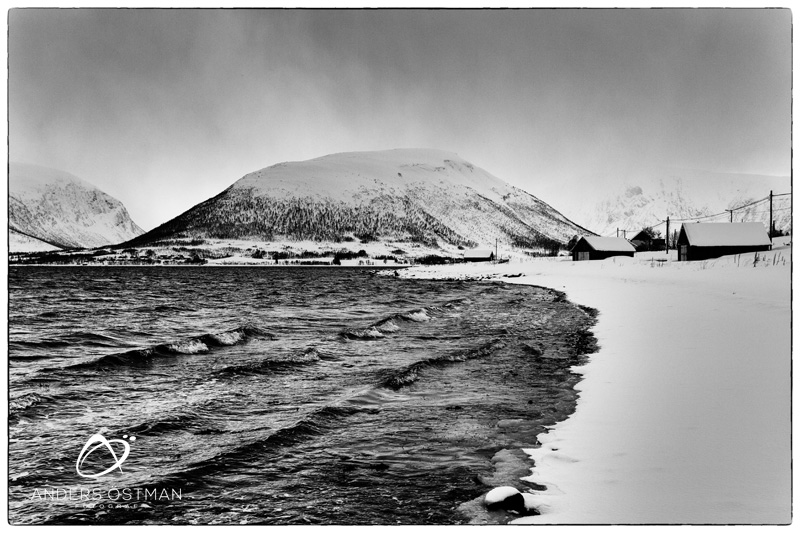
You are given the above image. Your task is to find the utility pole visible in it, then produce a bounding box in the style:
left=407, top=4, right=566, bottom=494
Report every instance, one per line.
left=495, top=238, right=498, bottom=263
left=665, top=217, right=669, bottom=254
left=726, top=209, right=733, bottom=223
left=769, top=190, right=773, bottom=241
left=616, top=228, right=619, bottom=238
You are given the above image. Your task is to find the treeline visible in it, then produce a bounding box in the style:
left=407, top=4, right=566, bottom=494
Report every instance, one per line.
left=122, top=191, right=476, bottom=248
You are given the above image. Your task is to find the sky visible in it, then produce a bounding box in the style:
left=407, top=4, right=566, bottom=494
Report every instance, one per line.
left=8, top=8, right=792, bottom=231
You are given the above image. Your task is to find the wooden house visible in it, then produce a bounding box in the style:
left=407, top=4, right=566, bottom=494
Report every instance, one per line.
left=630, top=230, right=666, bottom=252
left=571, top=236, right=635, bottom=261
left=464, top=249, right=495, bottom=262
left=677, top=222, right=771, bottom=261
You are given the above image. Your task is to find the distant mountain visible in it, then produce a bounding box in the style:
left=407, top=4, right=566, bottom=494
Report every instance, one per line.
left=9, top=228, right=62, bottom=253
left=9, top=163, right=144, bottom=251
left=124, top=149, right=592, bottom=251
left=577, top=171, right=791, bottom=238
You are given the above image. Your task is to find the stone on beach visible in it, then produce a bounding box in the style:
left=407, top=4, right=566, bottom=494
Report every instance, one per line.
left=484, top=486, right=525, bottom=513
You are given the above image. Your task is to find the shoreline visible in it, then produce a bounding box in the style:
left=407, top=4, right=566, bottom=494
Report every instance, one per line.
left=7, top=263, right=411, bottom=269
left=9, top=269, right=598, bottom=525
left=395, top=247, right=791, bottom=524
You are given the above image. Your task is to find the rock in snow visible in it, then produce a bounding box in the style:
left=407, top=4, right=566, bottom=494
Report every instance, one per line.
left=484, top=486, right=525, bottom=513
left=9, top=163, right=144, bottom=250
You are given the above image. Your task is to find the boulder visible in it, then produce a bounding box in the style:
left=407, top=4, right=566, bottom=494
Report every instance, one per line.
left=484, top=486, right=525, bottom=513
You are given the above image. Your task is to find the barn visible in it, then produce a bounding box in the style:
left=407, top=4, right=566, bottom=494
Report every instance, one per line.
left=571, top=236, right=635, bottom=261
left=464, top=249, right=495, bottom=262
left=677, top=222, right=772, bottom=261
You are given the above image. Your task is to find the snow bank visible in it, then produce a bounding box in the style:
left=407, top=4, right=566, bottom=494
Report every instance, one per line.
left=399, top=244, right=791, bottom=524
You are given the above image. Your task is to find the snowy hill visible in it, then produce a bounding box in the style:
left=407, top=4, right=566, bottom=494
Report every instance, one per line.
left=575, top=171, right=791, bottom=238
left=9, top=163, right=145, bottom=251
left=125, top=149, right=592, bottom=251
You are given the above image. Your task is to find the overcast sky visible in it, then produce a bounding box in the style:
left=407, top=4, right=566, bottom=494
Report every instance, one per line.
left=9, top=8, right=791, bottom=230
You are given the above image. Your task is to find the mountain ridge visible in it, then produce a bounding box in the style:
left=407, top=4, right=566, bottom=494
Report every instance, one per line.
left=9, top=163, right=145, bottom=250
left=580, top=175, right=791, bottom=238
left=123, top=149, right=594, bottom=251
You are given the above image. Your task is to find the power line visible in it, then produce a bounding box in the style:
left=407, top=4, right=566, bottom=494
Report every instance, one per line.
left=671, top=211, right=729, bottom=222
left=669, top=194, right=777, bottom=223
left=595, top=191, right=790, bottom=236
left=732, top=196, right=770, bottom=210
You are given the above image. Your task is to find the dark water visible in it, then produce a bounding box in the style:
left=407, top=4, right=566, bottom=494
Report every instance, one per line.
left=8, top=266, right=596, bottom=525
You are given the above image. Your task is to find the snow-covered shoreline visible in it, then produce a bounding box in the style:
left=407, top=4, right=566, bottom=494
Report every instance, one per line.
left=396, top=242, right=791, bottom=524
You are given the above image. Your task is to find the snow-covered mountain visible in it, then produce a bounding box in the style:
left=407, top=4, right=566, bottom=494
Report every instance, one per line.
left=575, top=171, right=791, bottom=238
left=9, top=163, right=145, bottom=251
left=9, top=228, right=62, bottom=253
left=125, top=149, right=592, bottom=251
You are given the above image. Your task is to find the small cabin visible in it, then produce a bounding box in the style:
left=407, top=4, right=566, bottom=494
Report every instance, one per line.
left=630, top=230, right=666, bottom=252
left=464, top=249, right=495, bottom=262
left=572, top=236, right=635, bottom=261
left=677, top=222, right=771, bottom=261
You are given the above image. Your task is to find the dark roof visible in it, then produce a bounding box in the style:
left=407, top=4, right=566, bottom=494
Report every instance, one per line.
left=631, top=230, right=653, bottom=241
left=464, top=249, right=494, bottom=259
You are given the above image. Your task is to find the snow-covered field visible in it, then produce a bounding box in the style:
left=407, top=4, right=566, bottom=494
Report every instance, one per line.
left=398, top=238, right=791, bottom=524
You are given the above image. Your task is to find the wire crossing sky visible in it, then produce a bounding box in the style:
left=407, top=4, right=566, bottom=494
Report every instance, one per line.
left=9, top=9, right=791, bottom=230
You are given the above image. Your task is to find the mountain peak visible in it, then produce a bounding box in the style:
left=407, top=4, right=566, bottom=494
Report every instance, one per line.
left=125, top=149, right=591, bottom=251
left=9, top=163, right=145, bottom=250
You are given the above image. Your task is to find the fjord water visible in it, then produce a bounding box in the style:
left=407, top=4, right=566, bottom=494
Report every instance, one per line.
left=9, top=266, right=595, bottom=525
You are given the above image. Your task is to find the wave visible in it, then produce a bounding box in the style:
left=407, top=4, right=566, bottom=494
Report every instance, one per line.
left=382, top=338, right=507, bottom=390
left=150, top=404, right=375, bottom=486
left=403, top=309, right=431, bottom=322
left=134, top=303, right=196, bottom=314
left=340, top=306, right=440, bottom=341
left=213, top=347, right=322, bottom=377
left=9, top=392, right=49, bottom=416
left=374, top=319, right=400, bottom=333
left=340, top=326, right=386, bottom=340
left=11, top=332, right=125, bottom=351
left=10, top=339, right=72, bottom=349
left=122, top=411, right=208, bottom=437
left=59, top=325, right=274, bottom=371
left=9, top=353, right=57, bottom=362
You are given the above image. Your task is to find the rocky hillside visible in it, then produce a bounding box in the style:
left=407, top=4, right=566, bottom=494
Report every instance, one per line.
left=124, top=149, right=592, bottom=251
left=9, top=163, right=144, bottom=250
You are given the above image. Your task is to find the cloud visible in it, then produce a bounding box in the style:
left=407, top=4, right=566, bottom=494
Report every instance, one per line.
left=9, top=9, right=791, bottom=230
